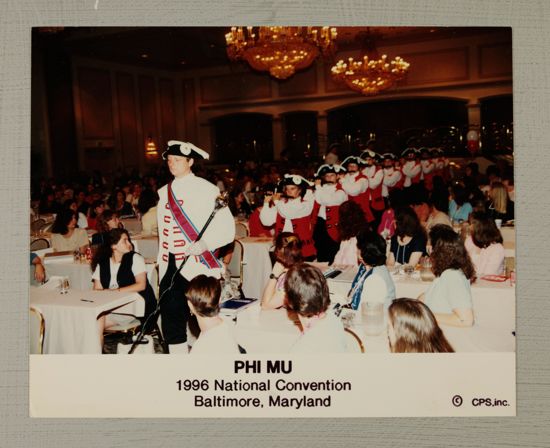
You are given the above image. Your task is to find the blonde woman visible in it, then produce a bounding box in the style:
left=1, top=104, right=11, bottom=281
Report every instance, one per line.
left=487, top=182, right=511, bottom=221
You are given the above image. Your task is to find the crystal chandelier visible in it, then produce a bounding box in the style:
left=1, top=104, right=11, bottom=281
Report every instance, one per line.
left=225, top=26, right=337, bottom=80
left=331, top=30, right=410, bottom=95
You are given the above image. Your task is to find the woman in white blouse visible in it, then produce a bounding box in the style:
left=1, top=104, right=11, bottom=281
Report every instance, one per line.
left=187, top=275, right=240, bottom=355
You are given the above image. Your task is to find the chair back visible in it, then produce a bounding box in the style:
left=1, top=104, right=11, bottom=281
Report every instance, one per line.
left=31, top=218, right=46, bottom=233
left=226, top=239, right=244, bottom=288
left=344, top=327, right=365, bottom=353
left=30, top=238, right=50, bottom=251
left=30, top=307, right=45, bottom=354
left=235, top=222, right=249, bottom=239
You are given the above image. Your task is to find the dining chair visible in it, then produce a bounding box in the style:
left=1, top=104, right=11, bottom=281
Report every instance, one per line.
left=30, top=307, right=45, bottom=354
left=343, top=327, right=365, bottom=353
left=235, top=222, right=249, bottom=239
left=226, top=239, right=245, bottom=294
left=30, top=238, right=50, bottom=251
left=30, top=218, right=46, bottom=234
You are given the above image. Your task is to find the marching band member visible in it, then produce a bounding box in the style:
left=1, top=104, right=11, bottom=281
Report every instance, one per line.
left=420, top=147, right=436, bottom=191
left=401, top=147, right=422, bottom=187
left=381, top=153, right=402, bottom=198
left=340, top=155, right=375, bottom=223
left=157, top=141, right=235, bottom=348
left=432, top=147, right=449, bottom=180
left=260, top=174, right=317, bottom=260
left=313, top=164, right=348, bottom=263
left=361, top=150, right=385, bottom=223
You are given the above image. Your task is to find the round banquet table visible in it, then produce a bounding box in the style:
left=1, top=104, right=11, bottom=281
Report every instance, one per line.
left=31, top=285, right=144, bottom=354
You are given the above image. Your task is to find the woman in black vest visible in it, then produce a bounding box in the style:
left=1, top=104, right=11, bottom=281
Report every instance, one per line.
left=91, top=228, right=156, bottom=338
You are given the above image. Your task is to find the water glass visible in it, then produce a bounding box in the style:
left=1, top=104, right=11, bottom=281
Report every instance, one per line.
left=420, top=257, right=435, bottom=282
left=362, top=302, right=384, bottom=336
left=403, top=264, right=415, bottom=277
left=59, top=276, right=70, bottom=294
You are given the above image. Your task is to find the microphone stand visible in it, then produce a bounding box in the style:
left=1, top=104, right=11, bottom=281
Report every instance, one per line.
left=128, top=193, right=228, bottom=354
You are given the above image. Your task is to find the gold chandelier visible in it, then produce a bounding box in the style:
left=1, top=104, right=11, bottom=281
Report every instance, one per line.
left=225, top=26, right=337, bottom=80
left=331, top=30, right=410, bottom=95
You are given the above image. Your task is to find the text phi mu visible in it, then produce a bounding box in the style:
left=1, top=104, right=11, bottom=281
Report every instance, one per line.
left=234, top=360, right=292, bottom=374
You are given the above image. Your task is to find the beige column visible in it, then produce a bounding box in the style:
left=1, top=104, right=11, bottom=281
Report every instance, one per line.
left=467, top=99, right=481, bottom=128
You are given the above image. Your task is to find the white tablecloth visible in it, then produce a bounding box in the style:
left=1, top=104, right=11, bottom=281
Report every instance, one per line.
left=500, top=226, right=515, bottom=245
left=239, top=236, right=273, bottom=300
left=121, top=217, right=142, bottom=234
left=30, top=286, right=144, bottom=354
left=45, top=259, right=156, bottom=290
left=232, top=264, right=515, bottom=354
left=326, top=264, right=515, bottom=353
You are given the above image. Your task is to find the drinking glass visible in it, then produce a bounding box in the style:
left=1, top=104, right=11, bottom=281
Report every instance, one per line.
left=59, top=276, right=70, bottom=294
left=362, top=302, right=384, bottom=336
left=403, top=264, right=415, bottom=277
left=419, top=256, right=435, bottom=282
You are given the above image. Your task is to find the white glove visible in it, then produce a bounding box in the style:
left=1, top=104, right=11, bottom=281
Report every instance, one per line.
left=184, top=240, right=208, bottom=256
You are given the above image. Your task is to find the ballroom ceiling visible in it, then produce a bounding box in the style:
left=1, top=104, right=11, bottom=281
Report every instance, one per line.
left=33, top=26, right=508, bottom=71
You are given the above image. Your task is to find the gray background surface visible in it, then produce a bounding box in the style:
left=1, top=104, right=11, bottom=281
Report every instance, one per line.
left=1, top=0, right=548, bottom=446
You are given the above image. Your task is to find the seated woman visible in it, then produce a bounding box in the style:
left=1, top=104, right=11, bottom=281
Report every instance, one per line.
left=387, top=206, right=427, bottom=268
left=464, top=211, right=505, bottom=277
left=487, top=181, right=512, bottom=222
left=50, top=209, right=89, bottom=253
left=91, top=229, right=156, bottom=337
left=350, top=229, right=396, bottom=311
left=111, top=189, right=134, bottom=217
left=333, top=200, right=368, bottom=266
left=421, top=224, right=475, bottom=327
left=285, top=263, right=347, bottom=353
left=387, top=298, right=454, bottom=353
left=228, top=188, right=253, bottom=219
left=64, top=199, right=89, bottom=229
left=91, top=210, right=122, bottom=246
left=260, top=232, right=303, bottom=310
left=187, top=275, right=240, bottom=355
left=86, top=200, right=106, bottom=232
left=448, top=184, right=473, bottom=223
left=137, top=189, right=158, bottom=236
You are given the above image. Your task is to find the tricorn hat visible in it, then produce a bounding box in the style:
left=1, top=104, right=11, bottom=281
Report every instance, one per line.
left=281, top=174, right=314, bottom=189
left=401, top=147, right=419, bottom=159
left=162, top=140, right=209, bottom=160
left=381, top=152, right=397, bottom=161
left=341, top=155, right=363, bottom=168
left=315, top=164, right=347, bottom=178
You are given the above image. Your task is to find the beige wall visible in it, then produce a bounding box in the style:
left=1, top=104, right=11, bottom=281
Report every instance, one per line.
left=65, top=28, right=511, bottom=173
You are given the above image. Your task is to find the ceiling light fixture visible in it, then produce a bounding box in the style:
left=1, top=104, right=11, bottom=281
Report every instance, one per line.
left=225, top=26, right=337, bottom=80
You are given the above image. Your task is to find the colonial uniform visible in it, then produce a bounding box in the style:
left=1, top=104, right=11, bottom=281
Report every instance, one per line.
left=401, top=147, right=422, bottom=187
left=157, top=141, right=235, bottom=345
left=259, top=174, right=316, bottom=259
left=312, top=164, right=348, bottom=263
left=361, top=151, right=385, bottom=224
left=420, top=147, right=436, bottom=191
left=381, top=153, right=402, bottom=198
left=340, top=156, right=375, bottom=223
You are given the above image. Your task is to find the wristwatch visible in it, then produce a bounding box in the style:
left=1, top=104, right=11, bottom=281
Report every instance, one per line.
left=269, top=273, right=280, bottom=280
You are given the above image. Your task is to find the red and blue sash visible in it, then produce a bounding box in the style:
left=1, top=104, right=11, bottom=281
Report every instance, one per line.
left=167, top=182, right=222, bottom=269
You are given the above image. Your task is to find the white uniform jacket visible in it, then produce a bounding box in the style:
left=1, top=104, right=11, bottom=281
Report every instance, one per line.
left=157, top=173, right=235, bottom=281
left=259, top=189, right=315, bottom=232
left=314, top=183, right=348, bottom=219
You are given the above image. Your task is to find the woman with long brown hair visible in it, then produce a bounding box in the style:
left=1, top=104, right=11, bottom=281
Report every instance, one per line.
left=333, top=200, right=369, bottom=266
left=421, top=224, right=475, bottom=327
left=260, top=232, right=303, bottom=310
left=91, top=210, right=122, bottom=246
left=388, top=298, right=454, bottom=353
left=464, top=211, right=505, bottom=276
